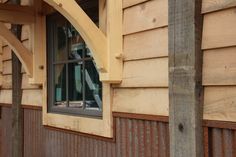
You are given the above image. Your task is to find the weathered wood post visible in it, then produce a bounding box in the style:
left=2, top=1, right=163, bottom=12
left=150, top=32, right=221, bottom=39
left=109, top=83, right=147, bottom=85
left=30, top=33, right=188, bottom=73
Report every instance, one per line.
left=11, top=1, right=23, bottom=157
left=169, top=0, right=204, bottom=156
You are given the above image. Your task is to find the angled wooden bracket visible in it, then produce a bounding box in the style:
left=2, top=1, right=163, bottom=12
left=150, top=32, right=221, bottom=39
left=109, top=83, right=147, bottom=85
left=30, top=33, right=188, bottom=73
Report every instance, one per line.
left=43, top=0, right=123, bottom=83
left=0, top=22, right=33, bottom=77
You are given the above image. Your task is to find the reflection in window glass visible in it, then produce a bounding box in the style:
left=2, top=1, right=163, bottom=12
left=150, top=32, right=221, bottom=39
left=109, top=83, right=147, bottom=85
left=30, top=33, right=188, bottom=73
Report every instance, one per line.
left=54, top=64, right=67, bottom=106
left=47, top=12, right=102, bottom=117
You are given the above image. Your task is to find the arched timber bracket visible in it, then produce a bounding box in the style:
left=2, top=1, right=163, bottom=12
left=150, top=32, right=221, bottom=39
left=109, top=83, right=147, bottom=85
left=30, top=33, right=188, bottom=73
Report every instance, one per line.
left=0, top=22, right=33, bottom=77
left=43, top=0, right=123, bottom=83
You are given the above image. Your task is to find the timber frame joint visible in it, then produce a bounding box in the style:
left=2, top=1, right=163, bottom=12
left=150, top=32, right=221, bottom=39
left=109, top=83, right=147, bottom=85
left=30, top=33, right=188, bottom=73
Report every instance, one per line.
left=0, top=0, right=123, bottom=85
left=43, top=0, right=123, bottom=83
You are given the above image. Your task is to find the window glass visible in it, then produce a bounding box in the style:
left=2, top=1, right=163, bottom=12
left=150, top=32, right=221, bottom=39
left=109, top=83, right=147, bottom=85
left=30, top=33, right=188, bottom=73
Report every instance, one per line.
left=47, top=12, right=102, bottom=117
left=54, top=64, right=67, bottom=106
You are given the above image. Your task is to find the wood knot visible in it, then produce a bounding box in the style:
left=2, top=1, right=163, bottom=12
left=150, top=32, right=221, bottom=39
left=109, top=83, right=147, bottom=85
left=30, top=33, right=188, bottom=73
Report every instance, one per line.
left=178, top=123, right=184, bottom=132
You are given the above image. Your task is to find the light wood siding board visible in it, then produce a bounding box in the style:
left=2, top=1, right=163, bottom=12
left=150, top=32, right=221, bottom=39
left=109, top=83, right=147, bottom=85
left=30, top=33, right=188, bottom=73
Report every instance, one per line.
left=118, top=58, right=168, bottom=87
left=22, top=74, right=40, bottom=89
left=202, top=8, right=236, bottom=50
left=123, top=0, right=168, bottom=35
left=203, top=46, right=236, bottom=86
left=204, top=86, right=236, bottom=122
left=1, top=74, right=40, bottom=89
left=2, top=46, right=11, bottom=61
left=123, top=27, right=168, bottom=61
left=113, top=88, right=169, bottom=116
left=2, top=74, right=11, bottom=89
left=3, top=60, right=12, bottom=75
left=0, top=89, right=12, bottom=104
left=21, top=25, right=30, bottom=41
left=22, top=89, right=42, bottom=106
left=0, top=40, right=2, bottom=54
left=202, top=0, right=236, bottom=13
left=123, top=0, right=149, bottom=8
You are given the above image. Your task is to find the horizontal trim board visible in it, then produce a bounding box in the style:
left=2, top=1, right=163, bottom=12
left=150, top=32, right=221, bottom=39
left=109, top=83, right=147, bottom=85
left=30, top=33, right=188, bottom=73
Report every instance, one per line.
left=203, top=120, right=236, bottom=130
left=113, top=112, right=169, bottom=122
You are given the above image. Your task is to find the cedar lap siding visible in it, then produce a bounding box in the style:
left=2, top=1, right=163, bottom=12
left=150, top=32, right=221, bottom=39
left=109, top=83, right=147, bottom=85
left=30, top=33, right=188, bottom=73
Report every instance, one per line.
left=0, top=0, right=236, bottom=157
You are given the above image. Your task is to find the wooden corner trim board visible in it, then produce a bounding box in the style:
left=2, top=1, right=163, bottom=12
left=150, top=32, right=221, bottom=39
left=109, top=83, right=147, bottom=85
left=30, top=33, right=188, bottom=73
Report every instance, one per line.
left=43, top=0, right=123, bottom=83
left=0, top=22, right=33, bottom=77
left=0, top=3, right=35, bottom=24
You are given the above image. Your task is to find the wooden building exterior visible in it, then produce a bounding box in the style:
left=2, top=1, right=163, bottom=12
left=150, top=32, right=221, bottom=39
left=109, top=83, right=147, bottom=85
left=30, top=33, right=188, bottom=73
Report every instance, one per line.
left=0, top=0, right=235, bottom=156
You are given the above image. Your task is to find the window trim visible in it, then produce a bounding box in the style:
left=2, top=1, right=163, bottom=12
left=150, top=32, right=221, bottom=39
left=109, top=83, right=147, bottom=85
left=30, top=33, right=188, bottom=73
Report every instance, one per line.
left=42, top=0, right=122, bottom=138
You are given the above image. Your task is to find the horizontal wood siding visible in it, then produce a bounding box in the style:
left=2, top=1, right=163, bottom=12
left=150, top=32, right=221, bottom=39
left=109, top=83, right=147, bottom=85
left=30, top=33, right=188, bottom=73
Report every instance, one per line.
left=202, top=4, right=236, bottom=122
left=114, top=0, right=169, bottom=116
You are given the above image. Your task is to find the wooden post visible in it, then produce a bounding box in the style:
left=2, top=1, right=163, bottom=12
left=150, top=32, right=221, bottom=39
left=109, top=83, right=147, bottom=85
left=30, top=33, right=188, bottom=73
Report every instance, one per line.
left=168, top=0, right=204, bottom=157
left=11, top=1, right=23, bottom=157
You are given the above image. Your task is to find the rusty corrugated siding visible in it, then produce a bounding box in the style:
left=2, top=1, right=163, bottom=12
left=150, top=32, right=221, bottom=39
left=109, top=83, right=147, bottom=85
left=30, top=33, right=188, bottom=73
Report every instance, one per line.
left=22, top=108, right=169, bottom=157
left=205, top=127, right=236, bottom=157
left=3, top=107, right=236, bottom=157
left=0, top=107, right=12, bottom=157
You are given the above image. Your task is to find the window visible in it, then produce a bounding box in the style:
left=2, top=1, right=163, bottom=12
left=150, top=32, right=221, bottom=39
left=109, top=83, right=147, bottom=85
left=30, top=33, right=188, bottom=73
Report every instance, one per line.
left=47, top=11, right=102, bottom=117
left=42, top=0, right=121, bottom=137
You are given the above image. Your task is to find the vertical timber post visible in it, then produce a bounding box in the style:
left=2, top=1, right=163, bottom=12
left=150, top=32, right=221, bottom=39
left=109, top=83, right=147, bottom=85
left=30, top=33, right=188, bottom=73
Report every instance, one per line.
left=11, top=0, right=23, bottom=157
left=168, top=0, right=204, bottom=157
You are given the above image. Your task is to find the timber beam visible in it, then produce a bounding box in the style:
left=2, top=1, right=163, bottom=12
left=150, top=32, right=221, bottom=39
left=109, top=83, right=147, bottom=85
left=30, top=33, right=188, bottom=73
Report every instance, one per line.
left=169, top=0, right=204, bottom=156
left=0, top=22, right=33, bottom=77
left=44, top=0, right=108, bottom=73
left=44, top=0, right=123, bottom=83
left=0, top=3, right=35, bottom=24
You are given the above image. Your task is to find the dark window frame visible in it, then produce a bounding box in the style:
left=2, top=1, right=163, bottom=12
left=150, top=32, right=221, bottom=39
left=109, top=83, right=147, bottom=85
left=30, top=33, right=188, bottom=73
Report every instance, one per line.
left=46, top=10, right=102, bottom=118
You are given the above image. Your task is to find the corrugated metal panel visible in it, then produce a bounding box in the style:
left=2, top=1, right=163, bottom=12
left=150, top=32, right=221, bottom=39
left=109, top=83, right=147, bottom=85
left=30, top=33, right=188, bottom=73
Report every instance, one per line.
left=206, top=127, right=236, bottom=157
left=0, top=107, right=12, bottom=157
left=22, top=108, right=169, bottom=157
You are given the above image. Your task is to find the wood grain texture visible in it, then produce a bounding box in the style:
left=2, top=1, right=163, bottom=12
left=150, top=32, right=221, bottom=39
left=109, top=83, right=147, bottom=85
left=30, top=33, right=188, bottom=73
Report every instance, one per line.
left=203, top=46, right=236, bottom=85
left=0, top=90, right=12, bottom=104
left=3, top=60, right=12, bottom=75
left=169, top=0, right=204, bottom=156
left=0, top=22, right=33, bottom=76
left=22, top=89, right=42, bottom=106
left=202, top=8, right=236, bottom=50
left=124, top=27, right=168, bottom=61
left=123, top=0, right=168, bottom=35
left=113, top=88, right=169, bottom=116
left=123, top=0, right=149, bottom=8
left=2, top=74, right=40, bottom=89
left=21, top=25, right=30, bottom=41
left=0, top=4, right=35, bottom=24
left=202, top=0, right=236, bottom=13
left=2, top=46, right=11, bottom=61
left=204, top=86, right=236, bottom=122
left=118, top=57, right=168, bottom=87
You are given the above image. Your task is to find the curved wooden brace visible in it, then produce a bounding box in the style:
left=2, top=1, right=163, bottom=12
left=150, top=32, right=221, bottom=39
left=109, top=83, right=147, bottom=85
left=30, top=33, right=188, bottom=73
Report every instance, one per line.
left=0, top=22, right=33, bottom=77
left=43, top=0, right=108, bottom=72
